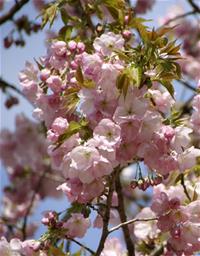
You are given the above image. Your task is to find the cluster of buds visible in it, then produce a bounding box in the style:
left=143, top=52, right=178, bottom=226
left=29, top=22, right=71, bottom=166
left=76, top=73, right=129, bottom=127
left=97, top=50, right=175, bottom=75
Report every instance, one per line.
left=130, top=175, right=163, bottom=191
left=41, top=211, right=63, bottom=229
left=4, top=96, right=19, bottom=109
left=4, top=16, right=41, bottom=49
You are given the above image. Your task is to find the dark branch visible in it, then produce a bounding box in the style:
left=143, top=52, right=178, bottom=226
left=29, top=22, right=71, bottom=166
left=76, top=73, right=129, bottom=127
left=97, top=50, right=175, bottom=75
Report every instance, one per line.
left=115, top=169, right=135, bottom=256
left=21, top=171, right=45, bottom=240
left=163, top=10, right=197, bottom=26
left=0, top=0, right=29, bottom=25
left=187, top=0, right=200, bottom=13
left=0, top=77, right=31, bottom=104
left=96, top=174, right=115, bottom=256
left=178, top=80, right=196, bottom=92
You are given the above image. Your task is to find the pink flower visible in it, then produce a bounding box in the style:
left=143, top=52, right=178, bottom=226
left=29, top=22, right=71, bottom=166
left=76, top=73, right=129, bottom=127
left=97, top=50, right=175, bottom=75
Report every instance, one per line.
left=51, top=41, right=67, bottom=56
left=113, top=89, right=148, bottom=125
left=134, top=207, right=159, bottom=240
left=149, top=89, right=175, bottom=113
left=51, top=117, right=68, bottom=135
left=63, top=213, right=90, bottom=238
left=40, top=68, right=51, bottom=82
left=46, top=75, right=62, bottom=93
left=93, top=32, right=124, bottom=56
left=101, top=238, right=125, bottom=256
left=178, top=146, right=200, bottom=171
left=94, top=119, right=121, bottom=147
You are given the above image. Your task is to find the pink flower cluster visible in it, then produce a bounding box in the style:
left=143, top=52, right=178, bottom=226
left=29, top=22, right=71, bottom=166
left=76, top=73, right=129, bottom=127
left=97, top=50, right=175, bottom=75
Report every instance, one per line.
left=0, top=114, right=61, bottom=239
left=151, top=184, right=200, bottom=255
left=19, top=32, right=200, bottom=207
left=0, top=237, right=45, bottom=256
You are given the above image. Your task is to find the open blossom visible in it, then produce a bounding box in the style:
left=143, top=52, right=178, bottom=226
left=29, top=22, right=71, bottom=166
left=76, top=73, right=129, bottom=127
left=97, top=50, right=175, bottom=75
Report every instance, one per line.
left=149, top=89, right=175, bottom=113
left=47, top=117, right=68, bottom=142
left=61, top=144, right=113, bottom=183
left=93, top=32, right=124, bottom=56
left=101, top=238, right=125, bottom=256
left=134, top=207, right=159, bottom=240
left=0, top=237, right=45, bottom=256
left=63, top=213, right=90, bottom=238
left=46, top=75, right=63, bottom=93
left=178, top=146, right=200, bottom=171
left=93, top=119, right=121, bottom=147
left=57, top=178, right=104, bottom=203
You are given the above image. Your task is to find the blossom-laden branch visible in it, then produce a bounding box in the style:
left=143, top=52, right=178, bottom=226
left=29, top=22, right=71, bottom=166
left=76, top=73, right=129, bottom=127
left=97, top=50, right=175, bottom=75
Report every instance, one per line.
left=108, top=217, right=158, bottom=234
left=115, top=169, right=135, bottom=256
left=0, top=0, right=29, bottom=25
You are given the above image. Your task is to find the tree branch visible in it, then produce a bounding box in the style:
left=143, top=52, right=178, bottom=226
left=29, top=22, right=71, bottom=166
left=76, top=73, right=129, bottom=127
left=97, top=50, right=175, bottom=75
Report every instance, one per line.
left=96, top=174, right=115, bottom=256
left=21, top=171, right=46, bottom=240
left=163, top=10, right=197, bottom=26
left=178, top=80, right=196, bottom=92
left=115, top=169, right=135, bottom=256
left=187, top=0, right=200, bottom=13
left=108, top=217, right=158, bottom=234
left=0, top=77, right=32, bottom=105
left=180, top=173, right=192, bottom=201
left=0, top=0, right=29, bottom=25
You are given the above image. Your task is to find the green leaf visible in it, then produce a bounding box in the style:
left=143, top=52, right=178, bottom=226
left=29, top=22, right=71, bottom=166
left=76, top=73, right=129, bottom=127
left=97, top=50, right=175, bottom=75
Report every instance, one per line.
left=41, top=4, right=58, bottom=28
left=54, top=120, right=88, bottom=149
left=132, top=66, right=143, bottom=87
left=116, top=72, right=130, bottom=98
left=60, top=8, right=69, bottom=24
left=59, top=26, right=73, bottom=41
left=49, top=246, right=66, bottom=256
left=130, top=18, right=150, bottom=42
left=160, top=80, right=174, bottom=98
left=75, top=66, right=84, bottom=84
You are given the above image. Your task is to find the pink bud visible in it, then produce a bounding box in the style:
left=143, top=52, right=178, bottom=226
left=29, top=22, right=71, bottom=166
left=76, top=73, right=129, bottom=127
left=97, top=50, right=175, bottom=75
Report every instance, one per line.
left=122, top=30, right=132, bottom=40
left=51, top=41, right=67, bottom=56
left=40, top=69, right=51, bottom=82
left=130, top=180, right=138, bottom=189
left=68, top=40, right=77, bottom=51
left=169, top=198, right=180, bottom=209
left=46, top=75, right=62, bottom=93
left=77, top=42, right=85, bottom=53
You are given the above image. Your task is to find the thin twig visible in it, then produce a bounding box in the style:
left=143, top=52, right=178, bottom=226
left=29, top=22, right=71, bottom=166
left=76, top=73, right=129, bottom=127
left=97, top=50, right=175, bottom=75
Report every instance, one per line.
left=96, top=174, right=116, bottom=256
left=21, top=171, right=46, bottom=240
left=69, top=238, right=95, bottom=255
left=180, top=173, right=192, bottom=201
left=0, top=77, right=32, bottom=104
left=163, top=10, right=197, bottom=26
left=108, top=217, right=158, bottom=233
left=115, top=169, right=135, bottom=256
left=0, top=0, right=29, bottom=25
left=178, top=80, right=196, bottom=92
